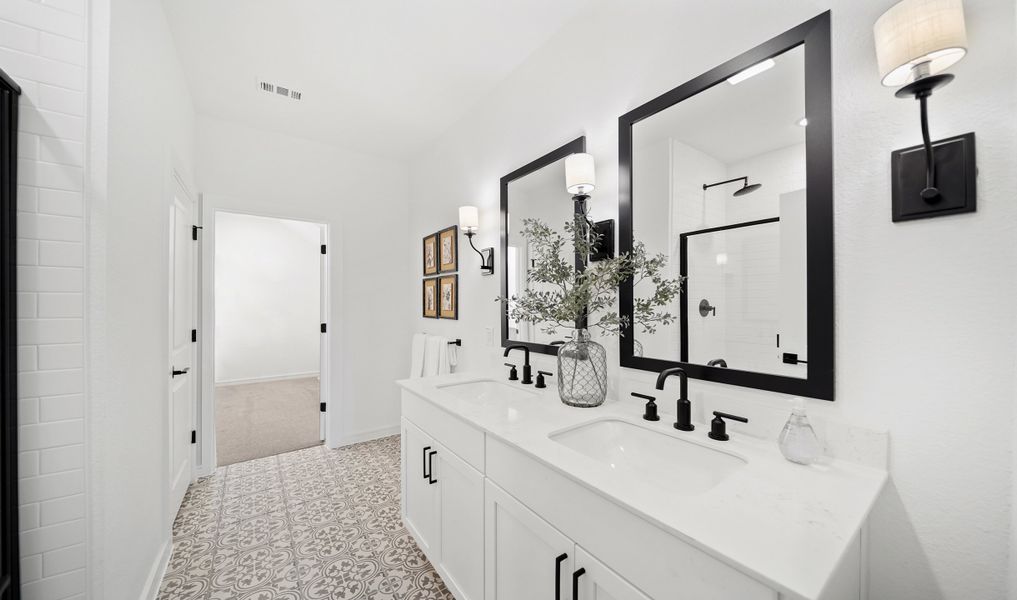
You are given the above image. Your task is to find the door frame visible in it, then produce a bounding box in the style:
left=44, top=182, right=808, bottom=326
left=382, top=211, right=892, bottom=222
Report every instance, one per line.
left=195, top=201, right=336, bottom=476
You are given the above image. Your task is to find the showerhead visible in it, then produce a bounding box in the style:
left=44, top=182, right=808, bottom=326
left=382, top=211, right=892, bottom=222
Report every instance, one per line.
left=733, top=182, right=763, bottom=197
left=703, top=176, right=763, bottom=198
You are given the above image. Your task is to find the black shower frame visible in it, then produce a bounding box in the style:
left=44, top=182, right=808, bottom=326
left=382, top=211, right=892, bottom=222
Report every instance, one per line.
left=678, top=217, right=780, bottom=361
left=0, top=66, right=21, bottom=599
left=618, top=12, right=834, bottom=400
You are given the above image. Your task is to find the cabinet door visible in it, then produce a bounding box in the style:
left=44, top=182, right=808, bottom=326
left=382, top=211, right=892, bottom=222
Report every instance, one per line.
left=486, top=481, right=574, bottom=600
left=402, top=419, right=440, bottom=556
left=435, top=442, right=484, bottom=600
left=573, top=546, right=652, bottom=600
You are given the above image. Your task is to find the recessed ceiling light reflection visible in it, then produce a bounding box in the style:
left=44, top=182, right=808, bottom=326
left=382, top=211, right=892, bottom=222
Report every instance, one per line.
left=727, top=59, right=776, bottom=85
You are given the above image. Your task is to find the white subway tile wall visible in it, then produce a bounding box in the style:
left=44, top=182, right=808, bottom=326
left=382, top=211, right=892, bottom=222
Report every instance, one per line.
left=0, top=0, right=88, bottom=598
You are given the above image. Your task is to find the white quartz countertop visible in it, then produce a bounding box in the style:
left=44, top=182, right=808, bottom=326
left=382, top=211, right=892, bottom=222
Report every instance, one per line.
left=397, top=371, right=887, bottom=600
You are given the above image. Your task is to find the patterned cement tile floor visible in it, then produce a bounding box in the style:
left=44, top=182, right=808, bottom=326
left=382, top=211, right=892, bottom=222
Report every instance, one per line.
left=158, top=436, right=455, bottom=600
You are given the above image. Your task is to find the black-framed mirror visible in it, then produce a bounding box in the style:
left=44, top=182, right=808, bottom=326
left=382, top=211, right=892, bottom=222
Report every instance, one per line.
left=619, top=12, right=834, bottom=400
left=500, top=136, right=586, bottom=355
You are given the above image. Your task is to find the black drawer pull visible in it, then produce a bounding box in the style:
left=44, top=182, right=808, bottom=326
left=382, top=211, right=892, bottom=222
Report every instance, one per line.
left=427, top=450, right=438, bottom=484
left=572, top=567, right=586, bottom=600
left=422, top=446, right=431, bottom=480
left=554, top=553, right=568, bottom=600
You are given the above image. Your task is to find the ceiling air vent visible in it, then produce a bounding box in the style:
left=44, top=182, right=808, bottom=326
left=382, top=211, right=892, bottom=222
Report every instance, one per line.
left=257, top=78, right=302, bottom=101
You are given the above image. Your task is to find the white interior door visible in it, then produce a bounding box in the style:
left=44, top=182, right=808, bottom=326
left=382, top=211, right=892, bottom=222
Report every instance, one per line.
left=168, top=176, right=195, bottom=521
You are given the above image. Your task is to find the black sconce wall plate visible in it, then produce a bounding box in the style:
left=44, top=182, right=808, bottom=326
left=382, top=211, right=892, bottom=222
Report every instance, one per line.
left=590, top=219, right=615, bottom=262
left=891, top=132, right=976, bottom=222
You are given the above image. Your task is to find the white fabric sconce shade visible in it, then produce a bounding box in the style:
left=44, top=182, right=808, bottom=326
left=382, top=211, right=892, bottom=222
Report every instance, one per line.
left=459, top=206, right=479, bottom=234
left=565, top=153, right=596, bottom=195
left=874, top=0, right=967, bottom=87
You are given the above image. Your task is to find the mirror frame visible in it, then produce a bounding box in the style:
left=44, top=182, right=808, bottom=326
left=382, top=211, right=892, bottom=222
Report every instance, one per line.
left=618, top=12, right=834, bottom=400
left=500, top=136, right=586, bottom=356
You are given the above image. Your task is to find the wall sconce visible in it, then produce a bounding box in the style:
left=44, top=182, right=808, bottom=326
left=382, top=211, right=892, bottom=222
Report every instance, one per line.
left=459, top=206, right=494, bottom=275
left=565, top=152, right=596, bottom=200
left=874, top=0, right=976, bottom=222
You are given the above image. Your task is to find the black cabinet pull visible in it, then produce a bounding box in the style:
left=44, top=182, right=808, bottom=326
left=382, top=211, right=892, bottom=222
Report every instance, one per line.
left=572, top=567, right=586, bottom=600
left=427, top=450, right=438, bottom=484
left=554, top=553, right=568, bottom=600
left=171, top=367, right=189, bottom=377
left=422, top=446, right=431, bottom=480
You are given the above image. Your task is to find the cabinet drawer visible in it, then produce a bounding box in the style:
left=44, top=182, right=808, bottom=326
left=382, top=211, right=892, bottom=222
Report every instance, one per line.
left=402, top=390, right=485, bottom=473
left=486, top=437, right=777, bottom=600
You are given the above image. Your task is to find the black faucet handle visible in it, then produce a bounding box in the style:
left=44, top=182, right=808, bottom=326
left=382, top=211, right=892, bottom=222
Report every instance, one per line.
left=632, top=392, right=660, bottom=422
left=535, top=371, right=553, bottom=389
left=708, top=411, right=749, bottom=441
left=503, top=363, right=518, bottom=381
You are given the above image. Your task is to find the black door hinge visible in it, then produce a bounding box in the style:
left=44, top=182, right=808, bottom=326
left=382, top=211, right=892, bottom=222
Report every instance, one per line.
left=191, top=329, right=197, bottom=343
left=190, top=430, right=197, bottom=444
left=320, top=323, right=326, bottom=333
left=192, top=225, right=203, bottom=240
left=321, top=244, right=326, bottom=255
left=320, top=402, right=326, bottom=413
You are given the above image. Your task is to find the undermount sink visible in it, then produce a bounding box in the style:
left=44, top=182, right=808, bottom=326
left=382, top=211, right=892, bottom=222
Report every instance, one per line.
left=437, top=379, right=537, bottom=404
left=550, top=419, right=746, bottom=495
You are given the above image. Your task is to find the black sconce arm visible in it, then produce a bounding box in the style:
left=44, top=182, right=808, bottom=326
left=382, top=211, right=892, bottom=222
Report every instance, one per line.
left=464, top=231, right=494, bottom=275
left=917, top=91, right=938, bottom=200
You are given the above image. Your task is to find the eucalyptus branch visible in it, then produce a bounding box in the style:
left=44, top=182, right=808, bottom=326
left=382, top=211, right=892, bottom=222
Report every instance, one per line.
left=498, top=218, right=682, bottom=338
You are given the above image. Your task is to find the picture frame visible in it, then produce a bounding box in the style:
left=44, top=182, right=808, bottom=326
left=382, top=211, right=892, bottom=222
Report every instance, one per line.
left=423, top=233, right=438, bottom=276
left=422, top=278, right=438, bottom=318
left=438, top=275, right=458, bottom=320
left=438, top=225, right=458, bottom=273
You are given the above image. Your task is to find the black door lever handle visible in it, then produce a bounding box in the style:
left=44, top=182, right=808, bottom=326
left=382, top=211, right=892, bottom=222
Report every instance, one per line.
left=171, top=367, right=190, bottom=377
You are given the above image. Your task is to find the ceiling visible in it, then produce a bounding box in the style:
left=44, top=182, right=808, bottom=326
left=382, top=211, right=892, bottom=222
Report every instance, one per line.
left=633, top=45, right=806, bottom=165
left=162, top=0, right=590, bottom=159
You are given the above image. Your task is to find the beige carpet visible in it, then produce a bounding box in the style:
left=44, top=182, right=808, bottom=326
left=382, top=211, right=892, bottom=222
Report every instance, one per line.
left=215, top=376, right=321, bottom=466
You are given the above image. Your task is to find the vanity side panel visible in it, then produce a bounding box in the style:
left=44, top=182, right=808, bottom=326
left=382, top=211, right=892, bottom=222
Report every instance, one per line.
left=402, top=390, right=486, bottom=471
left=486, top=437, right=778, bottom=600
left=817, top=530, right=861, bottom=600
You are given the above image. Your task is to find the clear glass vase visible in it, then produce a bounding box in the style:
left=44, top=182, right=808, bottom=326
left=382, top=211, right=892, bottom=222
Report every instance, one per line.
left=557, top=329, right=608, bottom=407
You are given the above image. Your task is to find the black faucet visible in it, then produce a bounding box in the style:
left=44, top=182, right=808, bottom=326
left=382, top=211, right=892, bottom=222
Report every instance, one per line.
left=503, top=345, right=533, bottom=384
left=655, top=367, right=694, bottom=431
left=707, top=358, right=728, bottom=368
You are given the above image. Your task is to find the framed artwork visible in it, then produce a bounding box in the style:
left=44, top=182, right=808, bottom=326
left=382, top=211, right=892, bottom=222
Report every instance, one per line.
left=423, top=234, right=438, bottom=276
left=439, top=275, right=458, bottom=320
left=422, top=278, right=438, bottom=318
left=438, top=226, right=458, bottom=273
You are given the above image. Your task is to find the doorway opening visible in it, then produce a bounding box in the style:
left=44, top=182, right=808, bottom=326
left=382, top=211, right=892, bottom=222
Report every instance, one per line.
left=212, top=211, right=327, bottom=466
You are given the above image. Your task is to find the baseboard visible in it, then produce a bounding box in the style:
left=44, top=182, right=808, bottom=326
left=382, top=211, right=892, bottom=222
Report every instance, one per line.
left=215, top=371, right=320, bottom=387
left=333, top=425, right=400, bottom=449
left=140, top=538, right=173, bottom=600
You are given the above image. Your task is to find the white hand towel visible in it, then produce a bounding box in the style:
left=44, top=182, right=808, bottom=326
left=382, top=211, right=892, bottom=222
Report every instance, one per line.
left=436, top=338, right=451, bottom=375
left=422, top=335, right=442, bottom=377
left=447, top=341, right=458, bottom=371
left=409, top=333, right=427, bottom=378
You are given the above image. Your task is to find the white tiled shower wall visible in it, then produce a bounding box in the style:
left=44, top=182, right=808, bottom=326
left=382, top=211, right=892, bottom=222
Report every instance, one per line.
left=1, top=0, right=88, bottom=599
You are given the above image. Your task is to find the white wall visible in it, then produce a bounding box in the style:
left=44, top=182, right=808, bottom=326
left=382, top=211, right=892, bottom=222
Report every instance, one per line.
left=214, top=212, right=320, bottom=385
left=89, top=0, right=198, bottom=597
left=1, top=1, right=88, bottom=598
left=196, top=115, right=410, bottom=448
left=406, top=1, right=1017, bottom=599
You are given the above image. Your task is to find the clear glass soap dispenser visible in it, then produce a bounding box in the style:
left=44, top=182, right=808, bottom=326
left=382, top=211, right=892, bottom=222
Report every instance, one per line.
left=778, top=398, right=822, bottom=465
